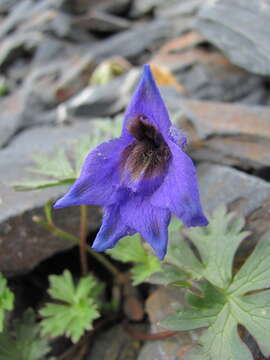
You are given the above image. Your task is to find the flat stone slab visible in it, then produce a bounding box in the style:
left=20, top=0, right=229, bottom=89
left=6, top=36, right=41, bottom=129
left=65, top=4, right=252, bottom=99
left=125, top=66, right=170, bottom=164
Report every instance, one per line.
left=196, top=0, right=270, bottom=75
left=198, top=163, right=270, bottom=216
left=0, top=121, right=102, bottom=275
left=178, top=99, right=270, bottom=169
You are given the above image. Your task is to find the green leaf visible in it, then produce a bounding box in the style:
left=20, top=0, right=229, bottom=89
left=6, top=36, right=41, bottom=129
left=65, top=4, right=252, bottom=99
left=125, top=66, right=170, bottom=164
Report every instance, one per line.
left=228, top=234, right=270, bottom=295
left=0, top=273, right=14, bottom=332
left=165, top=217, right=204, bottom=279
left=161, top=214, right=270, bottom=360
left=107, top=234, right=161, bottom=285
left=30, top=149, right=75, bottom=179
left=0, top=309, right=51, bottom=360
left=229, top=290, right=270, bottom=357
left=107, top=234, right=147, bottom=263
left=161, top=306, right=220, bottom=331
left=185, top=206, right=249, bottom=288
left=40, top=270, right=101, bottom=343
left=186, top=281, right=226, bottom=309
left=186, top=304, right=253, bottom=360
left=148, top=263, right=187, bottom=285
left=13, top=116, right=122, bottom=192
left=131, top=255, right=161, bottom=285
left=12, top=178, right=75, bottom=191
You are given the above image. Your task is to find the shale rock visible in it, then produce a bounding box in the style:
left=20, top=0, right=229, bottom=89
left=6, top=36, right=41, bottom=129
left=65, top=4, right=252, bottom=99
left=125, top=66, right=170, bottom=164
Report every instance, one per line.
left=178, top=99, right=270, bottom=169
left=0, top=121, right=102, bottom=276
left=196, top=0, right=270, bottom=75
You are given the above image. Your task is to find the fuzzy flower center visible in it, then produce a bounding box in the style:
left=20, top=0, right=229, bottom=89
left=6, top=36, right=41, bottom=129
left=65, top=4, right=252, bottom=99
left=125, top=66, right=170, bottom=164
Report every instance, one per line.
left=120, top=115, right=171, bottom=181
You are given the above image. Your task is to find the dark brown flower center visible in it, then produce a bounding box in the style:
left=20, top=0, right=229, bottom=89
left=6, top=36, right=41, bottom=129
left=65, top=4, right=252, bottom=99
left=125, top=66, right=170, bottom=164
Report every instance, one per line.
left=120, top=116, right=171, bottom=181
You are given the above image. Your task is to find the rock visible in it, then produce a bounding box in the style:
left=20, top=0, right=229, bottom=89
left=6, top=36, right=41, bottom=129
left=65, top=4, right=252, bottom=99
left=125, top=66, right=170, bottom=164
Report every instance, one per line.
left=0, top=0, right=64, bottom=39
left=87, top=324, right=145, bottom=360
left=156, top=0, right=202, bottom=18
left=0, top=91, right=25, bottom=148
left=19, top=10, right=72, bottom=38
left=93, top=0, right=132, bottom=16
left=90, top=19, right=172, bottom=62
left=130, top=0, right=163, bottom=17
left=0, top=32, right=43, bottom=70
left=73, top=10, right=131, bottom=33
left=198, top=164, right=270, bottom=217
left=0, top=0, right=17, bottom=13
left=138, top=286, right=200, bottom=360
left=23, top=51, right=95, bottom=108
left=177, top=99, right=270, bottom=169
left=57, top=69, right=139, bottom=121
left=196, top=0, right=270, bottom=75
left=152, top=32, right=267, bottom=104
left=0, top=121, right=102, bottom=276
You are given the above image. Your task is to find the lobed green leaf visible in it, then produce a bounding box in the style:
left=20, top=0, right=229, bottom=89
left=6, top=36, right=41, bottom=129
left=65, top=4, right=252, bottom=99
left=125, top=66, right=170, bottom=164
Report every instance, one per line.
left=40, top=270, right=102, bottom=343
left=185, top=206, right=249, bottom=288
left=0, top=273, right=14, bottom=332
left=0, top=309, right=50, bottom=360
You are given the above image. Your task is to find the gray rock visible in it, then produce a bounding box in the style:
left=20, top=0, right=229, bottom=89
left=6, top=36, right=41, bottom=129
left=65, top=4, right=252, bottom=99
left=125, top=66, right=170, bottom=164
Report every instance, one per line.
left=57, top=69, right=139, bottom=121
left=75, top=10, right=131, bottom=33
left=94, top=0, right=132, bottom=16
left=0, top=0, right=17, bottom=13
left=90, top=19, right=172, bottom=62
left=198, top=163, right=270, bottom=216
left=87, top=324, right=145, bottom=360
left=0, top=121, right=102, bottom=275
left=177, top=99, right=270, bottom=169
left=156, top=0, right=202, bottom=18
left=0, top=0, right=64, bottom=39
left=196, top=0, right=270, bottom=75
left=130, top=0, right=164, bottom=17
left=23, top=50, right=95, bottom=108
left=0, top=31, right=43, bottom=70
left=0, top=91, right=24, bottom=148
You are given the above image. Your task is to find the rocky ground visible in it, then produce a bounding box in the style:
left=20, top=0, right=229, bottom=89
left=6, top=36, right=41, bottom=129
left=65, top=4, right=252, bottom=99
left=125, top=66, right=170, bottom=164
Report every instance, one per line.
left=0, top=0, right=270, bottom=359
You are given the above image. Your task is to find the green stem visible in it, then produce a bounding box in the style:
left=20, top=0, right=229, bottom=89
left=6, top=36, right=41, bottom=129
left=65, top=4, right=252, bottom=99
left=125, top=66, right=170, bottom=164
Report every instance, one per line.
left=79, top=205, right=88, bottom=275
left=33, top=216, right=120, bottom=277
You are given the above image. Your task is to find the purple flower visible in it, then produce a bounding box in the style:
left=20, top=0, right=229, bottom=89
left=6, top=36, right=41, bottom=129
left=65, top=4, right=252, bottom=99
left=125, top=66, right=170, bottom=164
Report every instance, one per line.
left=54, top=65, right=208, bottom=260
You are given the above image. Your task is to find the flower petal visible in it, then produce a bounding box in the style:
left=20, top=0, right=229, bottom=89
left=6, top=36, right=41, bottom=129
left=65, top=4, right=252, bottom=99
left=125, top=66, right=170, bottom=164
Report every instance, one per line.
left=123, top=65, right=171, bottom=139
left=54, top=137, right=129, bottom=208
left=92, top=205, right=134, bottom=252
left=120, top=194, right=171, bottom=260
left=151, top=141, right=208, bottom=227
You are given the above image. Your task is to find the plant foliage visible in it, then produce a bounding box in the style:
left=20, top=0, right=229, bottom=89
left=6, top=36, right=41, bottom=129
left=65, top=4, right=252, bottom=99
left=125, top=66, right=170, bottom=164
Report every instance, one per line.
left=0, top=309, right=51, bottom=360
left=0, top=273, right=14, bottom=332
left=161, top=206, right=270, bottom=360
left=40, top=270, right=102, bottom=343
left=13, top=116, right=122, bottom=191
left=107, top=234, right=161, bottom=285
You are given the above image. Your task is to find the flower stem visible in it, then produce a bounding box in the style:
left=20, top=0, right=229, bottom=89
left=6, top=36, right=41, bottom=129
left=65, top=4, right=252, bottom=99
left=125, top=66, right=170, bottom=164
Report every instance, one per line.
left=33, top=213, right=120, bottom=277
left=88, top=248, right=120, bottom=277
left=79, top=205, right=89, bottom=275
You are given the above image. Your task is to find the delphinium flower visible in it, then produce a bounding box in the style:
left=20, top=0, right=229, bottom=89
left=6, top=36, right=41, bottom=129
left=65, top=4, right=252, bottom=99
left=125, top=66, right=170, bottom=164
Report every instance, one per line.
left=54, top=65, right=208, bottom=260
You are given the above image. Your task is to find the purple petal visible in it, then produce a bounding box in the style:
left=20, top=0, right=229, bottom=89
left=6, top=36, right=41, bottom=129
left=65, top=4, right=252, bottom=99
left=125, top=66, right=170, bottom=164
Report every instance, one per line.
left=123, top=65, right=171, bottom=140
left=120, top=194, right=171, bottom=260
left=54, top=137, right=130, bottom=208
left=151, top=141, right=208, bottom=227
left=92, top=205, right=135, bottom=252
